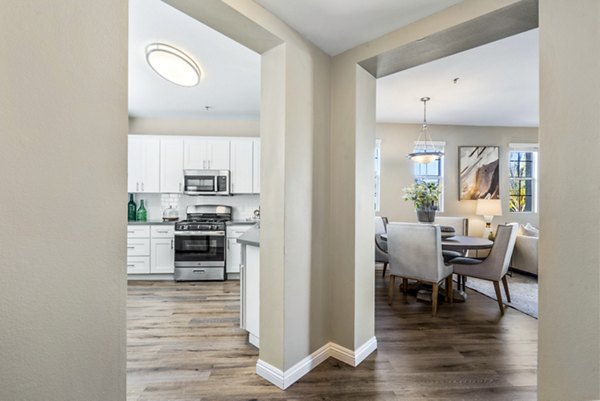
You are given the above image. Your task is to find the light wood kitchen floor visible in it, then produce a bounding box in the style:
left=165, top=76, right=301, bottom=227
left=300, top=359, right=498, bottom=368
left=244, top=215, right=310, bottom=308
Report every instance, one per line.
left=127, top=270, right=537, bottom=401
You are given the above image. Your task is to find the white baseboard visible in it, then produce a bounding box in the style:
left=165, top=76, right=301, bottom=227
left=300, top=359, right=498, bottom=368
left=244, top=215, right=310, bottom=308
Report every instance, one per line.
left=248, top=333, right=259, bottom=348
left=256, top=337, right=377, bottom=390
left=127, top=274, right=174, bottom=281
left=329, top=336, right=378, bottom=367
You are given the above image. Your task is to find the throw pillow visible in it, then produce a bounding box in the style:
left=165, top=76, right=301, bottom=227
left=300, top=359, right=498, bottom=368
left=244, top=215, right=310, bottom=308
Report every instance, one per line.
left=522, top=223, right=539, bottom=237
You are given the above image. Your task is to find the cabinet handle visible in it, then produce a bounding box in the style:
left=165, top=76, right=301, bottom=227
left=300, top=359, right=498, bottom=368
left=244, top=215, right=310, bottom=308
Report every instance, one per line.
left=231, top=183, right=234, bottom=193
left=136, top=182, right=139, bottom=192
left=141, top=182, right=144, bottom=192
left=171, top=239, right=174, bottom=249
left=127, top=264, right=135, bottom=267
left=227, top=240, right=230, bottom=250
left=127, top=231, right=135, bottom=234
left=127, top=246, right=135, bottom=249
left=208, top=160, right=211, bottom=169
left=157, top=230, right=168, bottom=233
left=203, top=160, right=206, bottom=169
left=179, top=182, right=182, bottom=192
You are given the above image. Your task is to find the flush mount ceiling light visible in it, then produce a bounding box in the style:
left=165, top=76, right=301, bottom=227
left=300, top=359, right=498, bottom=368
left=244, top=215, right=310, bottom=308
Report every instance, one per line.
left=145, top=43, right=201, bottom=87
left=407, top=97, right=445, bottom=164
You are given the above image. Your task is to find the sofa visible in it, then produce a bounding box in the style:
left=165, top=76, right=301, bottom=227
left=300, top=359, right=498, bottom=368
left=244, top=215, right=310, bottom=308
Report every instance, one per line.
left=511, top=223, right=538, bottom=276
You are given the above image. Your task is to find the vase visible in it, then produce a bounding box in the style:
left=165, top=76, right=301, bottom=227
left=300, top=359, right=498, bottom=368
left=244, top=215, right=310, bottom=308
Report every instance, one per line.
left=416, top=207, right=436, bottom=223
left=136, top=199, right=147, bottom=222
left=128, top=193, right=137, bottom=221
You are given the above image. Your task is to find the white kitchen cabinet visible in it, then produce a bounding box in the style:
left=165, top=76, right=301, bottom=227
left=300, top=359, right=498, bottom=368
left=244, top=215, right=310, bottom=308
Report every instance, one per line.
left=127, top=225, right=150, bottom=238
left=128, top=136, right=160, bottom=193
left=127, top=224, right=150, bottom=274
left=227, top=238, right=242, bottom=274
left=127, top=256, right=150, bottom=274
left=127, top=239, right=150, bottom=257
left=127, top=224, right=175, bottom=276
left=183, top=138, right=230, bottom=170
left=183, top=138, right=207, bottom=169
left=230, top=139, right=254, bottom=194
left=252, top=138, right=260, bottom=194
left=151, top=225, right=174, bottom=238
left=160, top=137, right=184, bottom=193
left=150, top=238, right=175, bottom=273
left=208, top=139, right=230, bottom=170
left=226, top=224, right=253, bottom=275
left=241, top=244, right=260, bottom=347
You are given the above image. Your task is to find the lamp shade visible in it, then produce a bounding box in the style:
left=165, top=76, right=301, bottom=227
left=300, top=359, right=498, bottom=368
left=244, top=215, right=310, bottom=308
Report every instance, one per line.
left=476, top=199, right=502, bottom=217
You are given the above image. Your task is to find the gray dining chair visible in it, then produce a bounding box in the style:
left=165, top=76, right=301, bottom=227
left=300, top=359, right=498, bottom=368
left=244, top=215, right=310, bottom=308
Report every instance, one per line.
left=448, top=223, right=518, bottom=316
left=386, top=222, right=453, bottom=316
left=375, top=216, right=389, bottom=277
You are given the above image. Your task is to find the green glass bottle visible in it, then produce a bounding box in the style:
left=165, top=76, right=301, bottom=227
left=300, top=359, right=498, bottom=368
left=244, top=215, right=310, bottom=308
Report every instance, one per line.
left=136, top=199, right=147, bottom=222
left=128, top=194, right=137, bottom=221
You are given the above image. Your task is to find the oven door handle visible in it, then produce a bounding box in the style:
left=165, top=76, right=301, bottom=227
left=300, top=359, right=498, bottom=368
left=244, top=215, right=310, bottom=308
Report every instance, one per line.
left=174, top=231, right=225, bottom=236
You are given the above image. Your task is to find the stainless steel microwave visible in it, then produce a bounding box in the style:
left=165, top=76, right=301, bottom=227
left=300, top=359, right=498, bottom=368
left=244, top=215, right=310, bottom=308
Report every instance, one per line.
left=183, top=170, right=230, bottom=196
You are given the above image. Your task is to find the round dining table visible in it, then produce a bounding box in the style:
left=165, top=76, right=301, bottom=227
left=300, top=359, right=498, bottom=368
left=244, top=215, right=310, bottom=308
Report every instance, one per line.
left=379, top=233, right=493, bottom=251
left=440, top=235, right=493, bottom=251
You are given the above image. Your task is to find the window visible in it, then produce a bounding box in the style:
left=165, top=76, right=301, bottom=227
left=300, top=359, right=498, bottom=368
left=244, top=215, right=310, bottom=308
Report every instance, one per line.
left=413, top=141, right=445, bottom=211
left=509, top=144, right=538, bottom=212
left=374, top=140, right=381, bottom=212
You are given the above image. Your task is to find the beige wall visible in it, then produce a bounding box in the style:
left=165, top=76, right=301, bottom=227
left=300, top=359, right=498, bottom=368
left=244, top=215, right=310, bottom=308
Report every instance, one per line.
left=129, top=116, right=259, bottom=137
left=328, top=0, right=520, bottom=352
left=258, top=44, right=286, bottom=369
left=378, top=123, right=539, bottom=236
left=538, top=1, right=600, bottom=400
left=164, top=0, right=332, bottom=372
left=0, top=2, right=127, bottom=401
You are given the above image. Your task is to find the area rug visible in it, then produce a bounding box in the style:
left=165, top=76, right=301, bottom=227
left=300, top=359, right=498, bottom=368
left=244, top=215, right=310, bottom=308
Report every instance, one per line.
left=464, top=271, right=538, bottom=318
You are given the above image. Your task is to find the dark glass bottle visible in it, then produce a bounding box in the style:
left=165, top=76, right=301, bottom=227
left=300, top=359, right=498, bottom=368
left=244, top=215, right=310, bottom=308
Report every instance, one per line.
left=136, top=199, right=147, bottom=222
left=128, top=194, right=137, bottom=221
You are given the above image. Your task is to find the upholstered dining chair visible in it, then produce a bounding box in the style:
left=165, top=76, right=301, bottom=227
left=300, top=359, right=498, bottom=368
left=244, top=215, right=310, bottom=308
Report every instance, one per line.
left=448, top=223, right=518, bottom=316
left=386, top=223, right=453, bottom=316
left=375, top=216, right=389, bottom=277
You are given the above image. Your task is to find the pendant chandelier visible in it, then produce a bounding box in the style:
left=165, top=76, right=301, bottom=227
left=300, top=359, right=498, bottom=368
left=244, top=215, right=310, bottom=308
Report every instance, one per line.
left=407, top=97, right=444, bottom=164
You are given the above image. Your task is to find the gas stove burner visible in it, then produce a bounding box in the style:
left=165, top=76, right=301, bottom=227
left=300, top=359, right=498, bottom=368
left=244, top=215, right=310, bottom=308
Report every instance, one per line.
left=175, top=221, right=226, bottom=232
left=174, top=204, right=232, bottom=232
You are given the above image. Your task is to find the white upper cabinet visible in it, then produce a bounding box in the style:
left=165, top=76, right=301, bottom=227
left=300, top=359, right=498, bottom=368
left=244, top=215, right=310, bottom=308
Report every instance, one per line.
left=128, top=135, right=160, bottom=193
left=206, top=139, right=230, bottom=170
left=160, top=137, right=184, bottom=193
left=252, top=139, right=261, bottom=194
left=128, top=135, right=259, bottom=195
left=230, top=139, right=254, bottom=194
left=183, top=138, right=230, bottom=170
left=183, top=138, right=208, bottom=169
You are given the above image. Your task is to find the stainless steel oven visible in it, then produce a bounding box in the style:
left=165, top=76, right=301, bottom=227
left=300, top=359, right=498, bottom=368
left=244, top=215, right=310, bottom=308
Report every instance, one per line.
left=174, top=205, right=231, bottom=281
left=183, top=170, right=230, bottom=196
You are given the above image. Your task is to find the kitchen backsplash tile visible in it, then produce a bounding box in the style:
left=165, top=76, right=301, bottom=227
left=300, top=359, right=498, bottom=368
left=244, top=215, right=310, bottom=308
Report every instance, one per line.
left=131, top=193, right=259, bottom=221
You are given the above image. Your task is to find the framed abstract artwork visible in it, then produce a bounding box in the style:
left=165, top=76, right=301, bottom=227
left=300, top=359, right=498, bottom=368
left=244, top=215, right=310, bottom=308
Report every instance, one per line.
left=459, top=146, right=500, bottom=200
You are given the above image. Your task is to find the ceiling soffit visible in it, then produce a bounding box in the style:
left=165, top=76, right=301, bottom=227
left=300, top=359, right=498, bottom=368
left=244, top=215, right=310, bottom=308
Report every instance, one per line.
left=359, top=0, right=538, bottom=79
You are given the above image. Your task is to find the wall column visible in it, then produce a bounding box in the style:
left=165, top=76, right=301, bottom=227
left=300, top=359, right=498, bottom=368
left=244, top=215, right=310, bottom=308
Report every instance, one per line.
left=538, top=1, right=600, bottom=399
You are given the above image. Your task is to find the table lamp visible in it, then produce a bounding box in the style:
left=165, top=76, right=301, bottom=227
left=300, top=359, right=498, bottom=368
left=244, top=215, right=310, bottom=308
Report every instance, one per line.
left=476, top=199, right=502, bottom=239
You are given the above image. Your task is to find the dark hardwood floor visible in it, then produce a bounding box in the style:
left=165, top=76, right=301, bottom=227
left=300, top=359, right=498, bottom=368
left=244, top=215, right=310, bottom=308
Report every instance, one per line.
left=128, top=269, right=537, bottom=400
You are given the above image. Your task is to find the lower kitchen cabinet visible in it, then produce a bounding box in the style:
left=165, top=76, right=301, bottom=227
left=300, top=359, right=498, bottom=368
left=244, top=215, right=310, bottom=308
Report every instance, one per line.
left=127, top=256, right=150, bottom=274
left=150, top=238, right=175, bottom=273
left=227, top=238, right=242, bottom=274
left=226, top=224, right=253, bottom=276
left=241, top=243, right=260, bottom=348
left=127, top=224, right=175, bottom=275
